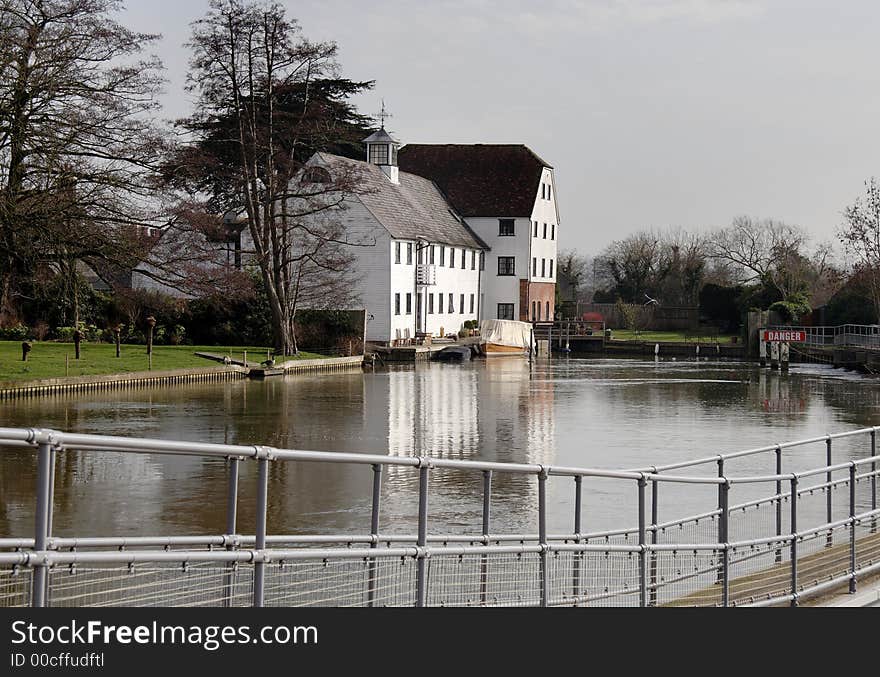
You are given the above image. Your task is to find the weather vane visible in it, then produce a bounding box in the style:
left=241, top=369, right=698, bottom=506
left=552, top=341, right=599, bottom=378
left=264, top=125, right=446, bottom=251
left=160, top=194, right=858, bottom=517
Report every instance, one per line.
left=375, top=99, right=393, bottom=129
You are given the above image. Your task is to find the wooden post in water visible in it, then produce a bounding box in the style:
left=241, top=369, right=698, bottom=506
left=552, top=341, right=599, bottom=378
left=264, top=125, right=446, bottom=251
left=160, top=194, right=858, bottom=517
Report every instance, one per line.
left=780, top=342, right=790, bottom=372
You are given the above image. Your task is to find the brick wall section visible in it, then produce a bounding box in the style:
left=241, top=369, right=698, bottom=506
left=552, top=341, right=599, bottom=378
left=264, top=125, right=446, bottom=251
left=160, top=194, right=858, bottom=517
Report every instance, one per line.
left=528, top=282, right=556, bottom=321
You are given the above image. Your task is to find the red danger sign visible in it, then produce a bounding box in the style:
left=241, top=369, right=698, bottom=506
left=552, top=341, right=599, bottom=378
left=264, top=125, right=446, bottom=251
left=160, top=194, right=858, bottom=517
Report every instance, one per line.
left=762, top=330, right=806, bottom=342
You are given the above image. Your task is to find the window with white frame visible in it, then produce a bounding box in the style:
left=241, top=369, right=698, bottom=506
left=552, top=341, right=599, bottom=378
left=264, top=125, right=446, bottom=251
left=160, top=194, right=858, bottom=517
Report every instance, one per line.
left=395, top=242, right=401, bottom=264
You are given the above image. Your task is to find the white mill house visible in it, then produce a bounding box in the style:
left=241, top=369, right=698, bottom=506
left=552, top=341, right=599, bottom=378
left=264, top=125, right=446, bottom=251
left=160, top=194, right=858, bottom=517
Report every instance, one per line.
left=307, top=126, right=560, bottom=345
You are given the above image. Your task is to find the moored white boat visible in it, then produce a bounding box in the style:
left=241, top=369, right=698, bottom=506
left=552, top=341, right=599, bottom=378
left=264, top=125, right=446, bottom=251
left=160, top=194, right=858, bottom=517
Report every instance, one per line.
left=478, top=319, right=533, bottom=356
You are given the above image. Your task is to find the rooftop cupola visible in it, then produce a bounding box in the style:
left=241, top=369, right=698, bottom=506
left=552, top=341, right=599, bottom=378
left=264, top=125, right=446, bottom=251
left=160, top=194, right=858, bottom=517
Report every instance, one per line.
left=363, top=126, right=400, bottom=184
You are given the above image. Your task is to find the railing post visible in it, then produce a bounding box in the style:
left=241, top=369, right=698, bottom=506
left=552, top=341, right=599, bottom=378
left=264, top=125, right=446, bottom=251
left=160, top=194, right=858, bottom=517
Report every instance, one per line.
left=415, top=462, right=430, bottom=607
left=223, top=456, right=240, bottom=608
left=638, top=475, right=647, bottom=608
left=252, top=455, right=269, bottom=608
left=790, top=475, right=799, bottom=607
left=368, top=464, right=382, bottom=607
left=715, top=458, right=724, bottom=584
left=480, top=469, right=491, bottom=606
left=775, top=446, right=783, bottom=563
left=31, top=441, right=55, bottom=608
left=538, top=469, right=548, bottom=607
left=573, top=475, right=582, bottom=605
left=650, top=476, right=658, bottom=607
left=872, top=429, right=877, bottom=535
left=849, top=462, right=857, bottom=594
left=826, top=436, right=833, bottom=548
left=719, top=480, right=730, bottom=607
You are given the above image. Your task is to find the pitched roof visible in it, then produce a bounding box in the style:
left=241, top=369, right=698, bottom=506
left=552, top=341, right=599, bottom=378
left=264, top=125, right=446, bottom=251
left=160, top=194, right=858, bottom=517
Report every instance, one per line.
left=397, top=144, right=552, bottom=217
left=313, top=153, right=488, bottom=250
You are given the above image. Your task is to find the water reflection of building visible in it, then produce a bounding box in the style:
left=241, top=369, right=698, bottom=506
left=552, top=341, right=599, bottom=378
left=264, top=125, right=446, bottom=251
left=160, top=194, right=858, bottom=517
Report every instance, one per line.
left=382, top=365, right=480, bottom=459
left=379, top=361, right=555, bottom=466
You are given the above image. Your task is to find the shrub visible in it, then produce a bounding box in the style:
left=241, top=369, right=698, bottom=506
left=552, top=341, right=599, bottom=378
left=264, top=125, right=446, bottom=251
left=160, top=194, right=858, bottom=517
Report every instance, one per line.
left=55, top=323, right=102, bottom=342
left=0, top=323, right=30, bottom=341
left=769, top=294, right=812, bottom=324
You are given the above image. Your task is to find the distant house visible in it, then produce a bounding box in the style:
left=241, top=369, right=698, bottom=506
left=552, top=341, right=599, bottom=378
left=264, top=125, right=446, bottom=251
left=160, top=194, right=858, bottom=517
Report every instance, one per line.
left=398, top=144, right=559, bottom=324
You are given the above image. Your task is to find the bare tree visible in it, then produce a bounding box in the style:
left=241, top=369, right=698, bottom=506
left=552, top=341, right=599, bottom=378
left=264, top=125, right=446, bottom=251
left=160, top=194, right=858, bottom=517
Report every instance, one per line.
left=707, top=216, right=809, bottom=300
left=839, top=178, right=880, bottom=322
left=0, top=0, right=166, bottom=324
left=594, top=230, right=671, bottom=303
left=163, top=0, right=371, bottom=354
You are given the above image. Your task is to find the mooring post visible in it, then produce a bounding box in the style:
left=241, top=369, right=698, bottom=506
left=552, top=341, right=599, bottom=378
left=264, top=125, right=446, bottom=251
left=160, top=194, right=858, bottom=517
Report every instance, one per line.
left=538, top=469, right=548, bottom=607
left=31, top=440, right=55, bottom=608
left=720, top=480, right=730, bottom=607
left=253, top=455, right=269, bottom=607
left=573, top=475, right=582, bottom=604
left=826, top=436, right=833, bottom=548
left=849, top=462, right=857, bottom=594
left=480, top=470, right=491, bottom=605
left=790, top=475, right=799, bottom=607
left=650, top=476, right=658, bottom=607
left=775, top=446, right=783, bottom=563
left=638, top=475, right=648, bottom=608
left=223, top=456, right=240, bottom=608
left=415, top=463, right=430, bottom=607
left=367, top=464, right=382, bottom=607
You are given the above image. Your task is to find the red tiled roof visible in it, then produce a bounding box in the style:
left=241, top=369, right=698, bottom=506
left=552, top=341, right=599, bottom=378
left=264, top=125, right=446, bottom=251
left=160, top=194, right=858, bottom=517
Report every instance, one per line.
left=398, top=144, right=551, bottom=218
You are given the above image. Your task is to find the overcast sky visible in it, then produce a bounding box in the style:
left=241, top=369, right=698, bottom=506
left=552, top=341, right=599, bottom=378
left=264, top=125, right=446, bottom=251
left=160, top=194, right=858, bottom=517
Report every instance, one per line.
left=122, top=0, right=880, bottom=256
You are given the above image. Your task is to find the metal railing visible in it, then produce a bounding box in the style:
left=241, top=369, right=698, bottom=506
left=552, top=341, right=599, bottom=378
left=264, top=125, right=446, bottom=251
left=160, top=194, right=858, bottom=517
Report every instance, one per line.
left=1, top=426, right=879, bottom=607
left=763, top=324, right=880, bottom=349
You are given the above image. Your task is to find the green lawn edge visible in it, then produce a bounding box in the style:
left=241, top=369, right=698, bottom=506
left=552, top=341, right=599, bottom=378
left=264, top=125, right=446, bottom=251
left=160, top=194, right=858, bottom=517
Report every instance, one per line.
left=0, top=342, right=329, bottom=382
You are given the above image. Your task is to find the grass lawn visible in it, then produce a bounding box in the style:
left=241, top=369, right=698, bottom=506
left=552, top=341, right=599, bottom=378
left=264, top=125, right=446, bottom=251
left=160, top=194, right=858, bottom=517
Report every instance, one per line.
left=609, top=330, right=739, bottom=344
left=0, top=342, right=327, bottom=382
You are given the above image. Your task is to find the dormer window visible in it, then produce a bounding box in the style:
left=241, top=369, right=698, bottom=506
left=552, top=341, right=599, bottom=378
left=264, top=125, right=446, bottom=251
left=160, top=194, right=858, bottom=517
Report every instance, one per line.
left=303, top=166, right=331, bottom=183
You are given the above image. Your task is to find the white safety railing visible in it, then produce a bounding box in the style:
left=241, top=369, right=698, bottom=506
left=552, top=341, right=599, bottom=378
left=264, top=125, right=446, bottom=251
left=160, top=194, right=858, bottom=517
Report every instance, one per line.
left=1, top=426, right=879, bottom=607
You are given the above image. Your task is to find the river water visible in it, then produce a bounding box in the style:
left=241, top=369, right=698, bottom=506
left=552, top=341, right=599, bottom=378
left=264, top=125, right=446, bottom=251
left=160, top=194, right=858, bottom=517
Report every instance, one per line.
left=1, top=357, right=878, bottom=540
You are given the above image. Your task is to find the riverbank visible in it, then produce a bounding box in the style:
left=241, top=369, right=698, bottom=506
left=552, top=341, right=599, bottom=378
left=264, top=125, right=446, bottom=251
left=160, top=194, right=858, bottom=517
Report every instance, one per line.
left=0, top=341, right=325, bottom=382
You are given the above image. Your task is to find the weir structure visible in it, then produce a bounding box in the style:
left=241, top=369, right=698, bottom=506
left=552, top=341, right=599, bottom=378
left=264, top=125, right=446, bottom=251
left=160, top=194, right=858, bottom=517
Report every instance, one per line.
left=1, top=426, right=878, bottom=607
